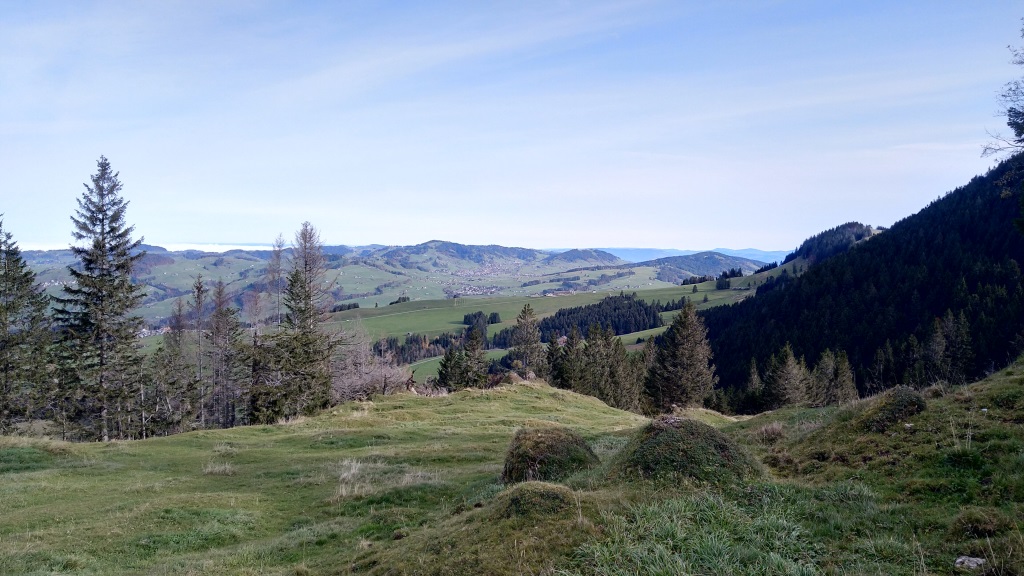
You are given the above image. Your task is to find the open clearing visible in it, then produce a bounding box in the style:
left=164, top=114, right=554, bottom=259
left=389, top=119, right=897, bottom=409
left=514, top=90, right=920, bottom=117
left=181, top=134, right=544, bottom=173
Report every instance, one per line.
left=3, top=351, right=1022, bottom=575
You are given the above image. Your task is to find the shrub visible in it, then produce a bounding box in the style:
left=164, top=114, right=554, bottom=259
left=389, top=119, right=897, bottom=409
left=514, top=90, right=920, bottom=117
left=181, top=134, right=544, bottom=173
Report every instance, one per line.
left=858, top=386, right=927, bottom=433
left=500, top=426, right=600, bottom=484
left=612, top=416, right=763, bottom=484
left=492, top=481, right=575, bottom=519
left=754, top=421, right=785, bottom=444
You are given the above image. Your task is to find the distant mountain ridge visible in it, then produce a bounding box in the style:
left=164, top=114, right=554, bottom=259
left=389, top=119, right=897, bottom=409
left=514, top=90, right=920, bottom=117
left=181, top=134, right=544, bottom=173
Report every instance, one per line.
left=598, top=247, right=788, bottom=264
left=635, top=251, right=765, bottom=283
left=23, top=237, right=772, bottom=326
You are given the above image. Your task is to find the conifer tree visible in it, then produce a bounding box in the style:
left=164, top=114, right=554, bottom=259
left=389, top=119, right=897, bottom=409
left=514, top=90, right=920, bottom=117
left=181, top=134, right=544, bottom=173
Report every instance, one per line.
left=0, top=218, right=51, bottom=431
left=509, top=303, right=546, bottom=378
left=764, top=343, right=809, bottom=408
left=583, top=324, right=614, bottom=401
left=746, top=358, right=763, bottom=396
left=53, top=156, right=145, bottom=441
left=645, top=301, right=717, bottom=412
left=809, top=348, right=858, bottom=407
left=147, top=298, right=193, bottom=434
left=608, top=335, right=643, bottom=412
left=463, top=326, right=488, bottom=388
left=436, top=345, right=466, bottom=390
left=559, top=326, right=586, bottom=392
left=437, top=328, right=489, bottom=391
left=941, top=310, right=973, bottom=386
left=190, top=274, right=208, bottom=427
left=277, top=222, right=333, bottom=416
left=267, top=233, right=286, bottom=325
left=832, top=350, right=858, bottom=404
left=545, top=337, right=564, bottom=385
left=209, top=280, right=242, bottom=427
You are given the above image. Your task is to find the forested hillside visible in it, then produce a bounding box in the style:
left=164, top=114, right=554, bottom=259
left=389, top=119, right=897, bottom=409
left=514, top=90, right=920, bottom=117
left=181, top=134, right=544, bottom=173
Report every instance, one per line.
left=703, top=157, right=1024, bottom=400
left=639, top=251, right=763, bottom=284
left=782, top=221, right=875, bottom=265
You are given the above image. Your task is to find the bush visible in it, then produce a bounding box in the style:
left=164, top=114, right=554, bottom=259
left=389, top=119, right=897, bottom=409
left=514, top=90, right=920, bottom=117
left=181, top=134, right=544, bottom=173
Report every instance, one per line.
left=754, top=421, right=785, bottom=444
left=492, top=481, right=575, bottom=519
left=858, top=386, right=927, bottom=433
left=612, top=416, right=763, bottom=484
left=500, top=427, right=599, bottom=484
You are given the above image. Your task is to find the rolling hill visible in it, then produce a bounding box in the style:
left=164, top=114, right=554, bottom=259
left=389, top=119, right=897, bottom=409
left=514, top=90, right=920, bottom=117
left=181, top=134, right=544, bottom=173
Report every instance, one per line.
left=23, top=241, right=764, bottom=327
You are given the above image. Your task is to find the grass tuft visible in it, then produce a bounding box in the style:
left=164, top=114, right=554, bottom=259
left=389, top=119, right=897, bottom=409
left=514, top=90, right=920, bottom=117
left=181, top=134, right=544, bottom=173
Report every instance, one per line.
left=202, top=461, right=235, bottom=476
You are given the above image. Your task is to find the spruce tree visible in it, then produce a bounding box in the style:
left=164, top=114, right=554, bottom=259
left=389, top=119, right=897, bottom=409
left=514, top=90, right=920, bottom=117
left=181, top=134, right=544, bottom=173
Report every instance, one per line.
left=209, top=280, right=242, bottom=427
left=278, top=222, right=333, bottom=416
left=510, top=303, right=546, bottom=378
left=436, top=345, right=466, bottom=390
left=0, top=218, right=52, bottom=431
left=53, top=156, right=145, bottom=441
left=583, top=324, right=614, bottom=401
left=809, top=348, right=858, bottom=407
left=832, top=350, right=858, bottom=404
left=764, top=343, right=809, bottom=408
left=645, top=301, right=717, bottom=412
left=560, top=326, right=586, bottom=392
left=463, top=327, right=488, bottom=388
left=545, top=337, right=564, bottom=386
left=147, top=298, right=193, bottom=434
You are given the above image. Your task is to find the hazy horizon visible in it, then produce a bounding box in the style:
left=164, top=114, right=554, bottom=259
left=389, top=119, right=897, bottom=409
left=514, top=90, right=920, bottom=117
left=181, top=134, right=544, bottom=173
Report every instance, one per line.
left=3, top=2, right=1018, bottom=251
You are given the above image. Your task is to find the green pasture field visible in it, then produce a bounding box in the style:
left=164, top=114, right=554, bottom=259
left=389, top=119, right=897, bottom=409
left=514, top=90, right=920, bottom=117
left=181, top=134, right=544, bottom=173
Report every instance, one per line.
left=407, top=349, right=509, bottom=382
left=0, top=383, right=646, bottom=575
left=326, top=280, right=737, bottom=341
left=4, top=357, right=1021, bottom=574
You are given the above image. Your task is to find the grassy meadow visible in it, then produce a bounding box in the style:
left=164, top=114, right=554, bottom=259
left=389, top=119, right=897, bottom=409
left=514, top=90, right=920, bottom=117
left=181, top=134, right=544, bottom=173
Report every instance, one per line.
left=4, top=349, right=1022, bottom=575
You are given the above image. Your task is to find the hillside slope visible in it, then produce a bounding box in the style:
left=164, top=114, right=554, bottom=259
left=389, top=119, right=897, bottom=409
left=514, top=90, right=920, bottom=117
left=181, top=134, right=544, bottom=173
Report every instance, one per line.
left=6, top=368, right=1022, bottom=574
left=0, top=383, right=646, bottom=575
left=637, top=251, right=764, bottom=284
left=703, top=157, right=1024, bottom=392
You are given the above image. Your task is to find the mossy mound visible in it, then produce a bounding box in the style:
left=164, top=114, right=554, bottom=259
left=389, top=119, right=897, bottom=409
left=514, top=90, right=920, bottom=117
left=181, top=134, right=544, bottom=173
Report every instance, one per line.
left=612, top=416, right=762, bottom=484
left=858, top=386, right=927, bottom=433
left=492, top=481, right=575, bottom=519
left=949, top=506, right=1012, bottom=539
left=500, top=426, right=599, bottom=484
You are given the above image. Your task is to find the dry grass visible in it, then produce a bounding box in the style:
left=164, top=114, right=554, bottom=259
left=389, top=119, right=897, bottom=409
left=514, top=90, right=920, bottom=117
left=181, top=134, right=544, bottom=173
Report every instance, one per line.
left=202, top=461, right=236, bottom=476
left=753, top=421, right=785, bottom=444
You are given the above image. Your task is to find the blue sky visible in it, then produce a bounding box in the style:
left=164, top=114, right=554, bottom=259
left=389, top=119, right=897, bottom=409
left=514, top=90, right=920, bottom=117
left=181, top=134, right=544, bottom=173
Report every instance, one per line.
left=2, top=1, right=1020, bottom=251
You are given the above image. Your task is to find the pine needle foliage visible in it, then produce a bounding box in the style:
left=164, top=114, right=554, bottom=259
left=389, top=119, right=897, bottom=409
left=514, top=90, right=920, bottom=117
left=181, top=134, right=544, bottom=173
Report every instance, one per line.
left=0, top=218, right=51, bottom=430
left=52, top=156, right=145, bottom=441
left=645, top=301, right=717, bottom=411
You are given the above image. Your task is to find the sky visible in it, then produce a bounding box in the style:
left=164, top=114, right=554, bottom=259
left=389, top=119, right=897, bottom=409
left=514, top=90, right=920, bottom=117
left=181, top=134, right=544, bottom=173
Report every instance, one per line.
left=2, top=1, right=1021, bottom=252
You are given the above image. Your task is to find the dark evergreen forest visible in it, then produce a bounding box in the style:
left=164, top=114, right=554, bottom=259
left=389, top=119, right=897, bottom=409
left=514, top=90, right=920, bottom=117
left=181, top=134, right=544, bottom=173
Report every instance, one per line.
left=782, top=221, right=874, bottom=264
left=702, top=157, right=1024, bottom=396
left=492, top=293, right=669, bottom=347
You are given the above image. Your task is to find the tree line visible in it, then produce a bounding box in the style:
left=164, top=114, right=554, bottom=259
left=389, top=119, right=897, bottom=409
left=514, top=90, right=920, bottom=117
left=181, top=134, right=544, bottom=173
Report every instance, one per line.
left=492, top=293, right=664, bottom=347
left=782, top=221, right=873, bottom=265
left=0, top=157, right=406, bottom=440
left=438, top=299, right=733, bottom=415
